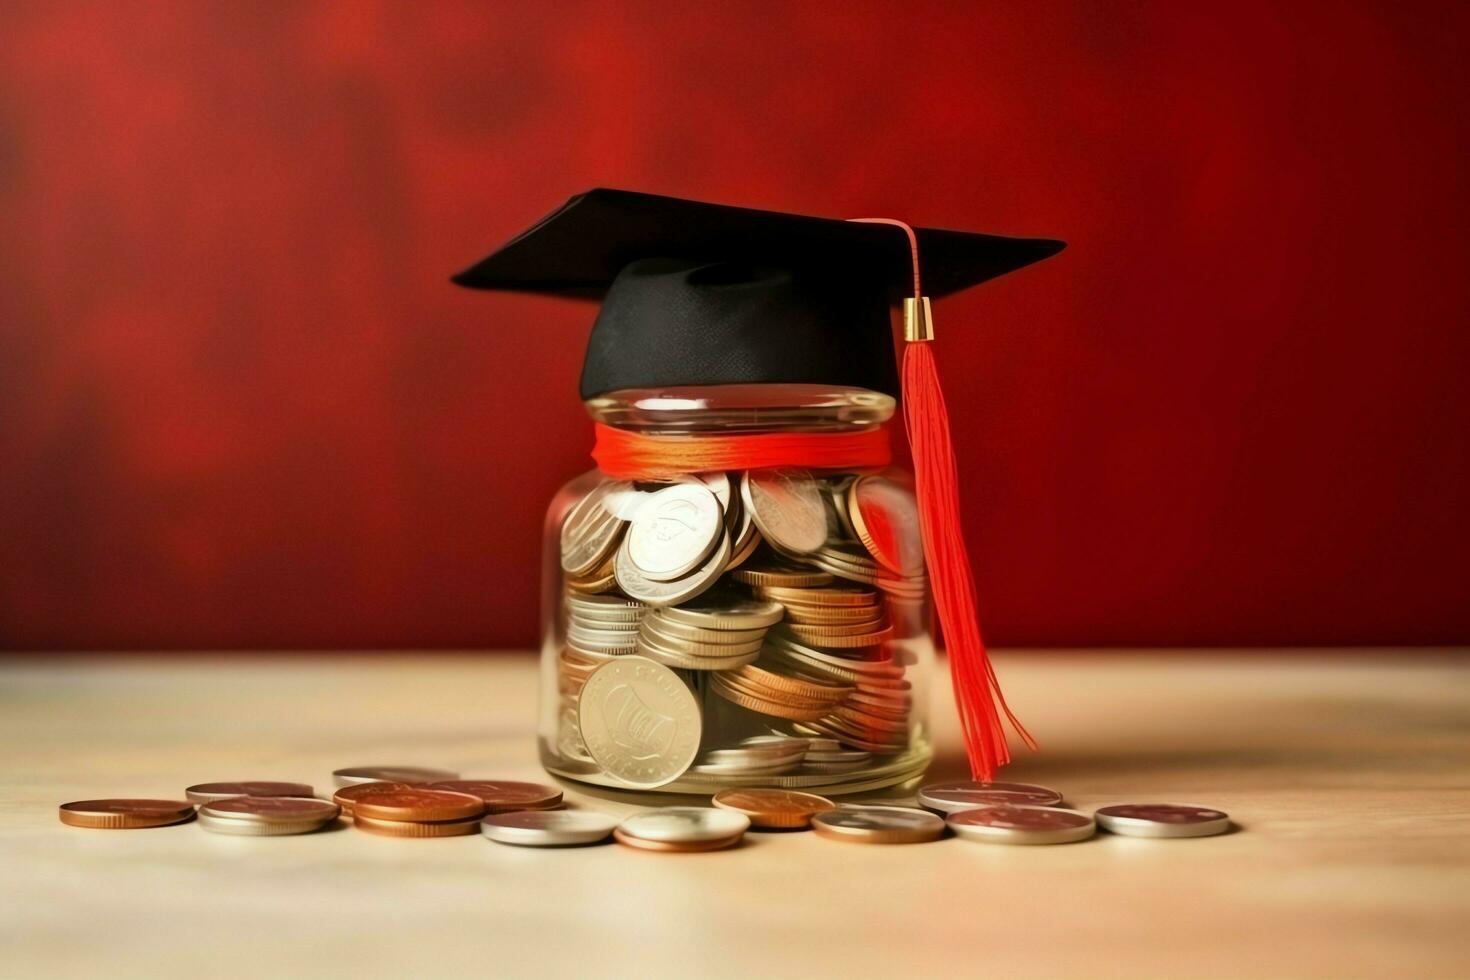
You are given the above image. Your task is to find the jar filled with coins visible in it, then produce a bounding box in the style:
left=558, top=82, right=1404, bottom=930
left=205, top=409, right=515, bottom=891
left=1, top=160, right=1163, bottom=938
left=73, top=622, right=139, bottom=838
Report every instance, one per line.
left=540, top=383, right=935, bottom=795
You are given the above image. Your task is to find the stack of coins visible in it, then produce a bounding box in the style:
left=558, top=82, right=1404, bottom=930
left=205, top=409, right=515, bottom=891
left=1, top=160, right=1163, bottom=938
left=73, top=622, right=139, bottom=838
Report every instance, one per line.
left=635, top=594, right=783, bottom=670
left=709, top=663, right=852, bottom=722
left=198, top=797, right=340, bottom=836
left=566, top=594, right=647, bottom=659
left=185, top=781, right=314, bottom=805
left=691, top=735, right=810, bottom=777
left=422, top=780, right=562, bottom=814
left=798, top=737, right=872, bottom=774
left=481, top=810, right=618, bottom=848
left=350, top=787, right=486, bottom=838
left=613, top=806, right=750, bottom=852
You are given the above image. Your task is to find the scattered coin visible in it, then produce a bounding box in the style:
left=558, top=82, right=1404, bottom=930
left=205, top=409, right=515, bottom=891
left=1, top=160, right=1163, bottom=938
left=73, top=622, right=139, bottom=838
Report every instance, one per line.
left=332, top=766, right=459, bottom=787
left=423, top=780, right=563, bottom=814
left=811, top=806, right=945, bottom=844
left=351, top=788, right=486, bottom=823
left=58, top=799, right=195, bottom=830
left=947, top=805, right=1096, bottom=845
left=917, top=780, right=1065, bottom=814
left=481, top=810, right=618, bottom=847
left=184, top=781, right=314, bottom=805
left=333, top=781, right=412, bottom=815
left=354, top=813, right=483, bottom=838
left=614, top=806, right=750, bottom=851
left=712, top=789, right=836, bottom=829
left=197, top=796, right=340, bottom=836
left=1095, top=803, right=1231, bottom=838
left=578, top=657, right=702, bottom=788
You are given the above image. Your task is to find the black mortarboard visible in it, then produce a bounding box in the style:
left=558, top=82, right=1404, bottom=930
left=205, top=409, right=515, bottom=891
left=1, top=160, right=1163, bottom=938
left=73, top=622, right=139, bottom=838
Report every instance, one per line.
left=452, top=188, right=1064, bottom=400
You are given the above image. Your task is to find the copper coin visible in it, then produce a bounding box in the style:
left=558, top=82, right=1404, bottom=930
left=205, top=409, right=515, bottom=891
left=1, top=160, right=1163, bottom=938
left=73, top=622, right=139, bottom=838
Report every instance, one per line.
left=1095, top=803, right=1232, bottom=838
left=811, top=806, right=945, bottom=844
left=351, top=788, right=485, bottom=822
left=58, top=799, right=196, bottom=830
left=422, top=780, right=563, bottom=813
left=712, top=789, right=836, bottom=829
left=333, top=781, right=412, bottom=815
left=611, top=827, right=742, bottom=852
left=200, top=796, right=341, bottom=824
left=332, top=766, right=459, bottom=787
left=917, top=780, right=1065, bottom=814
left=947, top=805, right=1096, bottom=845
left=353, top=813, right=483, bottom=838
left=185, top=781, right=314, bottom=805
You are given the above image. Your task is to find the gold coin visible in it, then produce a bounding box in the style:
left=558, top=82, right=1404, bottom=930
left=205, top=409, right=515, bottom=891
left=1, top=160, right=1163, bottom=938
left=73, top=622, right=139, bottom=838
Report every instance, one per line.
left=728, top=665, right=853, bottom=700
left=709, top=678, right=832, bottom=722
left=757, top=585, right=877, bottom=606
left=779, top=618, right=888, bottom=638
left=641, top=616, right=769, bottom=644
left=656, top=594, right=785, bottom=630
left=58, top=799, right=195, bottom=830
left=353, top=813, right=483, bottom=838
left=732, top=566, right=835, bottom=588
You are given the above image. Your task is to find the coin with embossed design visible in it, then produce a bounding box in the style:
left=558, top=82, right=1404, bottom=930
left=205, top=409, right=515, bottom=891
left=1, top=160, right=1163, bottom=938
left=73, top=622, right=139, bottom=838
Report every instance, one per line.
left=743, top=469, right=827, bottom=554
left=625, top=483, right=723, bottom=580
left=577, top=656, right=702, bottom=788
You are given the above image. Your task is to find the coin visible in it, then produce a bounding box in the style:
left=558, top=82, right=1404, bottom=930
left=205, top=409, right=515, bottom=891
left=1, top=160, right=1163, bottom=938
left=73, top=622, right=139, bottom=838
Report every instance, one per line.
left=577, top=657, right=702, bottom=788
left=422, top=780, right=562, bottom=813
left=733, top=564, right=836, bottom=589
left=947, top=805, right=1096, bottom=845
left=743, top=469, right=828, bottom=554
left=1094, top=803, right=1232, bottom=838
left=480, top=810, right=618, bottom=847
left=811, top=805, right=944, bottom=843
left=197, top=811, right=334, bottom=836
left=618, top=806, right=751, bottom=843
left=655, top=594, right=785, bottom=631
left=848, top=475, right=925, bottom=576
left=333, top=781, right=412, bottom=815
left=201, top=797, right=341, bottom=823
left=351, top=788, right=486, bottom=822
left=917, top=780, right=1065, bottom=814
left=185, top=781, right=316, bottom=805
left=353, top=813, right=483, bottom=838
left=560, top=482, right=629, bottom=575
left=332, top=766, right=458, bottom=787
left=625, top=483, right=723, bottom=580
left=611, top=827, right=742, bottom=852
left=58, top=799, right=195, bottom=830
left=712, top=789, right=836, bottom=829
left=615, top=528, right=731, bottom=606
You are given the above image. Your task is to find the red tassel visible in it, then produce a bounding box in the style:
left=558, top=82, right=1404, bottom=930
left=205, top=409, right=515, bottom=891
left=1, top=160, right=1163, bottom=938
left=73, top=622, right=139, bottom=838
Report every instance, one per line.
left=850, top=216, right=1035, bottom=780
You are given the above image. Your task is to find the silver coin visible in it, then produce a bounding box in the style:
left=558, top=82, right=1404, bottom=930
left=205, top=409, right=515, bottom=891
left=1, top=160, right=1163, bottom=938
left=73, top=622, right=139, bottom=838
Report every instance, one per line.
left=811, top=805, right=945, bottom=843
left=332, top=766, right=459, bottom=787
left=480, top=809, right=618, bottom=847
left=197, top=811, right=334, bottom=836
left=560, top=482, right=628, bottom=575
left=917, top=780, right=1065, bottom=814
left=618, top=806, right=750, bottom=843
left=625, top=483, right=723, bottom=581
left=615, top=529, right=731, bottom=607
left=947, top=805, right=1096, bottom=845
left=699, top=472, right=731, bottom=510
left=1095, top=803, right=1231, bottom=838
left=199, top=797, right=340, bottom=824
left=743, top=468, right=828, bottom=554
left=577, top=657, right=702, bottom=788
left=657, top=594, right=785, bottom=630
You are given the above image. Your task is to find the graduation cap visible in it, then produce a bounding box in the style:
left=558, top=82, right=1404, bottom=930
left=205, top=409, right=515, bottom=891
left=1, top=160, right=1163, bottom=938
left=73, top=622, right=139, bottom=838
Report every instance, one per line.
left=454, top=188, right=1063, bottom=779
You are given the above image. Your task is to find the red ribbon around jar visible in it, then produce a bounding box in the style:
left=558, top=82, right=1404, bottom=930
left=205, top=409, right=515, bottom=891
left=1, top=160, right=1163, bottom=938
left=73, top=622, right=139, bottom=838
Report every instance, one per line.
left=591, top=422, right=893, bottom=481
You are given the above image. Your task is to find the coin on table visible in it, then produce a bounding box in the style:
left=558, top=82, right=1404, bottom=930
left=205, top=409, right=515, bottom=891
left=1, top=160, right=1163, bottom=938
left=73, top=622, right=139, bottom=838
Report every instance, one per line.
left=847, top=475, right=925, bottom=576
left=197, top=813, right=334, bottom=836
left=577, top=656, right=702, bottom=788
left=332, top=766, right=459, bottom=787
left=625, top=483, right=723, bottom=581
left=333, top=781, right=412, bottom=815
left=58, top=799, right=196, bottom=830
left=423, top=780, right=563, bottom=813
left=712, top=789, right=836, bottom=829
left=351, top=788, right=486, bottom=822
left=481, top=810, right=618, bottom=847
left=1095, top=803, right=1231, bottom=838
left=947, top=805, right=1096, bottom=845
left=616, top=806, right=750, bottom=851
left=185, top=781, right=314, bottom=805
left=917, top=780, right=1065, bottom=814
left=200, top=796, right=340, bottom=822
left=354, top=813, right=483, bottom=838
left=811, top=806, right=945, bottom=844
left=742, top=468, right=828, bottom=554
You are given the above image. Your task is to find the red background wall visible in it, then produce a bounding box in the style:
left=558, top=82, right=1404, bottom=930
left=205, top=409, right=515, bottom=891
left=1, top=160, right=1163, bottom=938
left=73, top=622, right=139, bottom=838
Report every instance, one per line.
left=1, top=1, right=1466, bottom=650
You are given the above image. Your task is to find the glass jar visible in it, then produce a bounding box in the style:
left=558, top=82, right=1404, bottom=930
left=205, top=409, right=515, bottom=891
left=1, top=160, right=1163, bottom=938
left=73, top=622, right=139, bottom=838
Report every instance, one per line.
left=539, top=383, right=934, bottom=795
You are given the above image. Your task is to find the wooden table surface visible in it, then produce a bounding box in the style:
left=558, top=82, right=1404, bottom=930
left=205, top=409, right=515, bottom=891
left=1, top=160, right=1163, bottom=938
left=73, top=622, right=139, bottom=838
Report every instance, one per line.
left=2, top=651, right=1467, bottom=979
